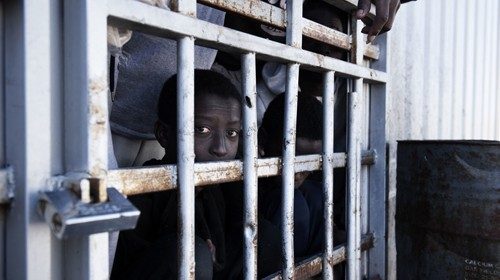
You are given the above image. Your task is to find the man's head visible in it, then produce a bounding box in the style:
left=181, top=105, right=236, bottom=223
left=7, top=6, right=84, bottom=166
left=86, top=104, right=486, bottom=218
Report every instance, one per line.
left=156, top=69, right=242, bottom=163
left=259, top=93, right=323, bottom=187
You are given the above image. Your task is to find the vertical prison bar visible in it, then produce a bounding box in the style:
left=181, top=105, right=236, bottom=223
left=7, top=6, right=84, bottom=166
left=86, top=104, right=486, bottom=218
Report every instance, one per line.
left=282, top=1, right=303, bottom=279
left=347, top=13, right=366, bottom=279
left=322, top=71, right=335, bottom=279
left=175, top=0, right=197, bottom=277
left=282, top=63, right=300, bottom=280
left=347, top=90, right=362, bottom=280
left=175, top=2, right=197, bottom=279
left=241, top=52, right=259, bottom=280
left=368, top=32, right=388, bottom=278
left=177, top=36, right=196, bottom=279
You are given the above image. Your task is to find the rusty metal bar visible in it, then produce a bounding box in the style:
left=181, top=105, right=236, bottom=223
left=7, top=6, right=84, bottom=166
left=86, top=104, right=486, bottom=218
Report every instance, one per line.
left=106, top=0, right=388, bottom=83
left=263, top=234, right=374, bottom=280
left=241, top=52, right=258, bottom=280
left=348, top=90, right=362, bottom=280
left=198, top=0, right=379, bottom=59
left=110, top=155, right=325, bottom=195
left=322, top=71, right=335, bottom=279
left=109, top=151, right=377, bottom=196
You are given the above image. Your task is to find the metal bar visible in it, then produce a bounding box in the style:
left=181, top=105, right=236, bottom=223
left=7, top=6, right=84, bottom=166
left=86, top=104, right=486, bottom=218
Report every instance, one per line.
left=241, top=52, right=258, bottom=280
left=0, top=1, right=3, bottom=167
left=360, top=82, right=370, bottom=276
left=109, top=151, right=376, bottom=196
left=264, top=234, right=375, bottom=280
left=322, top=71, right=335, bottom=279
left=4, top=0, right=64, bottom=278
left=174, top=3, right=197, bottom=278
left=0, top=4, right=4, bottom=278
left=110, top=155, right=327, bottom=195
left=346, top=11, right=365, bottom=279
left=106, top=0, right=388, bottom=83
left=176, top=36, right=196, bottom=280
left=348, top=90, right=362, bottom=280
left=63, top=0, right=110, bottom=278
left=302, top=19, right=380, bottom=60
left=198, top=0, right=379, bottom=59
left=280, top=2, right=303, bottom=278
left=281, top=63, right=300, bottom=280
left=367, top=32, right=388, bottom=278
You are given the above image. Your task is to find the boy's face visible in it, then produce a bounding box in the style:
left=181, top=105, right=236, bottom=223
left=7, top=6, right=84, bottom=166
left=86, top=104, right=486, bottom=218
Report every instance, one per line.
left=193, top=93, right=242, bottom=162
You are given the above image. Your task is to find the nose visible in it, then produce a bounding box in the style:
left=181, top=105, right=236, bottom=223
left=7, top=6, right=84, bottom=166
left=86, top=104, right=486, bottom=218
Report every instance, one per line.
left=210, top=133, right=228, bottom=158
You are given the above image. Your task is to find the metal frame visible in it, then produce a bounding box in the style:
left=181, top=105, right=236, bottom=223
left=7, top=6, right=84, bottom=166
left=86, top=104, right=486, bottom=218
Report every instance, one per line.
left=3, top=0, right=388, bottom=279
left=197, top=0, right=380, bottom=59
left=5, top=1, right=65, bottom=279
left=0, top=3, right=5, bottom=279
left=63, top=0, right=110, bottom=278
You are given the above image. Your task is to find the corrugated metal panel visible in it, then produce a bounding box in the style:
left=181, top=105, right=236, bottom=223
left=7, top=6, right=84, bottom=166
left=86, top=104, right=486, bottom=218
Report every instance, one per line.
left=387, top=0, right=499, bottom=141
left=385, top=1, right=499, bottom=279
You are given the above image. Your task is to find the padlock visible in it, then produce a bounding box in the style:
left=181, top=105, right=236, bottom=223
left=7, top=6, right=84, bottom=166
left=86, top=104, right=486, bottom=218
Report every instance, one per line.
left=38, top=185, right=140, bottom=239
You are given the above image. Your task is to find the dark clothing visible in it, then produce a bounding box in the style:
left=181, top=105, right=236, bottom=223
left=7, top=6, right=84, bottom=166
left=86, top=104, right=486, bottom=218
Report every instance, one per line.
left=259, top=179, right=326, bottom=259
left=219, top=182, right=284, bottom=279
left=112, top=233, right=213, bottom=280
left=111, top=159, right=226, bottom=279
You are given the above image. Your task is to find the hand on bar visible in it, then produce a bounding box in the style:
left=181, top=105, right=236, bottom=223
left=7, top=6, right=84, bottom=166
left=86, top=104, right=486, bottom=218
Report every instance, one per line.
left=355, top=0, right=401, bottom=43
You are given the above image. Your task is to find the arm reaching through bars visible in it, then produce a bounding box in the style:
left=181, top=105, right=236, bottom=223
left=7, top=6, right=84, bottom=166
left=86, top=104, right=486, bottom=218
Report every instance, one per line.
left=356, top=0, right=416, bottom=43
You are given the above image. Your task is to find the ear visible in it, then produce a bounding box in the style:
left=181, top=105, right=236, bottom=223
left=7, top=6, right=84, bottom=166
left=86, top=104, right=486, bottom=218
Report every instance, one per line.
left=154, top=120, right=171, bottom=149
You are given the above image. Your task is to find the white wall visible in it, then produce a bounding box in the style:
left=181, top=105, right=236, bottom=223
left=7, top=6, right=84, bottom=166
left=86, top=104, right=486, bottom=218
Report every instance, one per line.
left=385, top=1, right=499, bottom=278
left=388, top=0, right=499, bottom=141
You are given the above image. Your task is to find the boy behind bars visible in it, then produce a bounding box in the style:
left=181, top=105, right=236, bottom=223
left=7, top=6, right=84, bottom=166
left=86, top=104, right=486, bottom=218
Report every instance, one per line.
left=258, top=93, right=326, bottom=259
left=111, top=70, right=242, bottom=279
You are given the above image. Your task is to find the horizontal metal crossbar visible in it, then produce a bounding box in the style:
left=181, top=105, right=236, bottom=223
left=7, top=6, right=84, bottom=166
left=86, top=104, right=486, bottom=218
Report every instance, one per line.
left=106, top=0, right=387, bottom=83
left=263, top=233, right=374, bottom=280
left=108, top=150, right=377, bottom=196
left=198, top=0, right=380, bottom=59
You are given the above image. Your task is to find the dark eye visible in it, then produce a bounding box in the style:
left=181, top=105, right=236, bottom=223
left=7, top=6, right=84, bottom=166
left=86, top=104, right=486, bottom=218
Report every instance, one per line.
left=226, top=129, right=240, bottom=138
left=196, top=126, right=211, bottom=134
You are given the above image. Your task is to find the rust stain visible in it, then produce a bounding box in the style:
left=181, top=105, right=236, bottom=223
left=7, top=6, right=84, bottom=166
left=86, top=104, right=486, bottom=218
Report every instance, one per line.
left=196, top=0, right=385, bottom=60
left=264, top=234, right=375, bottom=280
left=89, top=76, right=107, bottom=94
left=112, top=155, right=348, bottom=196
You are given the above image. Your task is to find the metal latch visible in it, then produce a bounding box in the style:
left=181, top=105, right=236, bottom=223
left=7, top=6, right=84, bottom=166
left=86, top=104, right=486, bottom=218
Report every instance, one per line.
left=38, top=176, right=140, bottom=239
